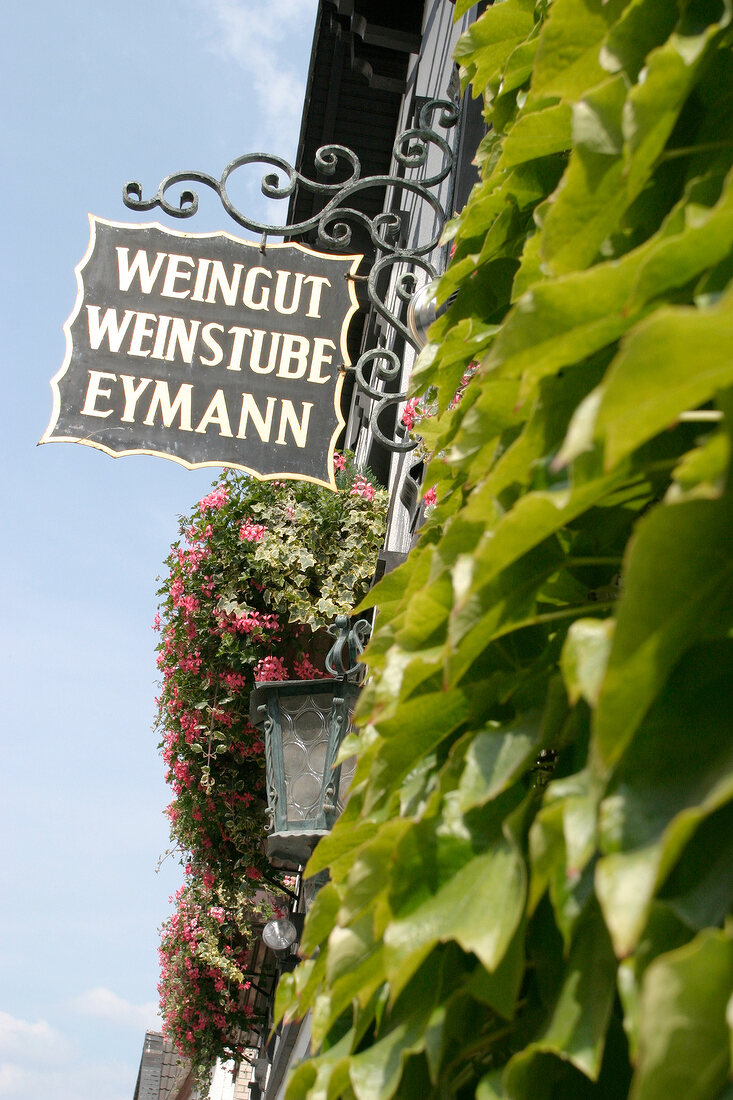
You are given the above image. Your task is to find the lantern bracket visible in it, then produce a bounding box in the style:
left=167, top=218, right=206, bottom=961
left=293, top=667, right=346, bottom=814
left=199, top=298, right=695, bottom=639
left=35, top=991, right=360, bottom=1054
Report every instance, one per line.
left=122, top=98, right=460, bottom=453
left=325, top=616, right=371, bottom=680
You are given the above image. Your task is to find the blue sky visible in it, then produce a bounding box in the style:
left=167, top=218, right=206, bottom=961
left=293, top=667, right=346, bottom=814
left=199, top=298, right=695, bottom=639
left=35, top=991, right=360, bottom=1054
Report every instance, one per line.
left=0, top=2, right=316, bottom=1095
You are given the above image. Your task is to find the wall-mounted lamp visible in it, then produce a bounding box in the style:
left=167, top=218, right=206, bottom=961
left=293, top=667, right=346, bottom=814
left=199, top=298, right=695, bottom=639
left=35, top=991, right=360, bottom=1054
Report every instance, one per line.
left=250, top=618, right=369, bottom=866
left=407, top=283, right=458, bottom=348
left=262, top=917, right=299, bottom=952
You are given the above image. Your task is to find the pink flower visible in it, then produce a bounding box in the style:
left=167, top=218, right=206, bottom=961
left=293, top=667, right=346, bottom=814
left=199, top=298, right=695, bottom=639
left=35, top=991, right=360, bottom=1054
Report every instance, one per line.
left=254, top=655, right=289, bottom=682
left=294, top=654, right=320, bottom=680
left=228, top=609, right=280, bottom=637
left=449, top=362, right=478, bottom=408
left=350, top=475, right=375, bottom=502
left=239, top=518, right=266, bottom=542
left=152, top=613, right=161, bottom=631
left=178, top=650, right=202, bottom=674
left=198, top=485, right=228, bottom=513
left=423, top=485, right=437, bottom=509
left=220, top=671, right=248, bottom=691
left=333, top=452, right=346, bottom=472
left=401, top=397, right=420, bottom=431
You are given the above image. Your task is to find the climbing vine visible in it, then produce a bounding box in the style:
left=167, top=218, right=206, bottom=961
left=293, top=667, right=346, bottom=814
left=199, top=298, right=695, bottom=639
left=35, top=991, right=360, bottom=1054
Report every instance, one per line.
left=275, top=2, right=733, bottom=1098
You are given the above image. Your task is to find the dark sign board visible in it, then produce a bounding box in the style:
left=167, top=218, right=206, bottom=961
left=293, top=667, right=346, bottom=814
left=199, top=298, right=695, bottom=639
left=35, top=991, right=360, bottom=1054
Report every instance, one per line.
left=41, top=216, right=362, bottom=489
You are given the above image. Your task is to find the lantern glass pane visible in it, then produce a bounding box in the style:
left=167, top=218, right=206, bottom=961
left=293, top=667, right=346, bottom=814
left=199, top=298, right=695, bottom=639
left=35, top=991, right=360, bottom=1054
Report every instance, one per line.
left=279, top=692, right=333, bottom=822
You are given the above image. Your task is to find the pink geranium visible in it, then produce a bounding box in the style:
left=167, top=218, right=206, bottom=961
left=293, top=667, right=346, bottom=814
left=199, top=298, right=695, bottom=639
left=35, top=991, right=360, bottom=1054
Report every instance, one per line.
left=401, top=397, right=421, bottom=430
left=351, top=475, right=375, bottom=502
left=239, top=518, right=266, bottom=542
left=198, top=485, right=228, bottom=514
left=294, top=654, right=321, bottom=680
left=254, top=655, right=289, bottom=681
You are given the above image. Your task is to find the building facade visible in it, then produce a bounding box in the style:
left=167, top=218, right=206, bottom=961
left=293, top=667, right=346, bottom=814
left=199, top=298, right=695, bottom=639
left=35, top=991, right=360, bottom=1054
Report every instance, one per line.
left=288, top=0, right=485, bottom=557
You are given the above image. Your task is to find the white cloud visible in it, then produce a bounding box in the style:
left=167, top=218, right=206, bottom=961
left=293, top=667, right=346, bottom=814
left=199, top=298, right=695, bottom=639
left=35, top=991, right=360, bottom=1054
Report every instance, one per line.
left=67, top=987, right=160, bottom=1030
left=190, top=0, right=315, bottom=138
left=0, top=1058, right=132, bottom=1100
left=0, top=1012, right=70, bottom=1066
left=0, top=1009, right=137, bottom=1100
left=200, top=0, right=315, bottom=67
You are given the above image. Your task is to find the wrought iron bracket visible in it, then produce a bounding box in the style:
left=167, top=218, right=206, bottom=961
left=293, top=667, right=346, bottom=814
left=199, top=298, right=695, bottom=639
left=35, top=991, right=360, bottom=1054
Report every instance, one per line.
left=325, top=616, right=371, bottom=680
left=123, top=98, right=459, bottom=452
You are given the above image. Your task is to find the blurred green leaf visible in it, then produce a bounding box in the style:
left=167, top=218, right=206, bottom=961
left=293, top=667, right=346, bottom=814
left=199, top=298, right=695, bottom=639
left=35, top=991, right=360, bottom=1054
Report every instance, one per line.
left=561, top=617, right=615, bottom=706
left=596, top=641, right=733, bottom=955
left=631, top=929, right=733, bottom=1100
left=384, top=828, right=526, bottom=995
left=594, top=505, right=733, bottom=768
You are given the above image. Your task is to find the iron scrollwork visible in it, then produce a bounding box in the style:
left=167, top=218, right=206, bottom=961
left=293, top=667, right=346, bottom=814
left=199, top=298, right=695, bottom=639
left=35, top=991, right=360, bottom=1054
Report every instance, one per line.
left=325, top=616, right=371, bottom=681
left=123, top=99, right=459, bottom=451
left=258, top=706, right=278, bottom=835
left=320, top=704, right=344, bottom=816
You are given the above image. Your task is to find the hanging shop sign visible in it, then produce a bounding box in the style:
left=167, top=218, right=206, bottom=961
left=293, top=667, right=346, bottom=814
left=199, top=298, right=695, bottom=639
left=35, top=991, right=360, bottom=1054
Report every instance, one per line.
left=40, top=216, right=362, bottom=488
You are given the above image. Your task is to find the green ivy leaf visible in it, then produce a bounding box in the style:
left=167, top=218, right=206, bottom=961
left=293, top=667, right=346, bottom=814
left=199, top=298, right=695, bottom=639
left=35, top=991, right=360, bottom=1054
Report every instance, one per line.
left=383, top=824, right=526, bottom=996
left=595, top=291, right=733, bottom=469
left=594, top=502, right=733, bottom=768
left=596, top=641, right=733, bottom=955
left=659, top=800, right=733, bottom=930
left=458, top=714, right=543, bottom=812
left=529, top=0, right=629, bottom=103
left=561, top=617, right=615, bottom=706
left=364, top=691, right=470, bottom=811
left=500, top=102, right=573, bottom=169
left=631, top=929, right=733, bottom=1100
left=348, top=964, right=442, bottom=1100
left=513, top=902, right=617, bottom=1079
left=454, top=0, right=535, bottom=95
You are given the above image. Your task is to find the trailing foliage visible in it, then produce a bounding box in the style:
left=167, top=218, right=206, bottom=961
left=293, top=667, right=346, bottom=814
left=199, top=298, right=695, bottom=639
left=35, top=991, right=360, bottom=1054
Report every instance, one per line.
left=158, top=874, right=276, bottom=1077
left=275, top=2, right=733, bottom=1097
left=155, top=462, right=387, bottom=887
left=154, top=461, right=387, bottom=1073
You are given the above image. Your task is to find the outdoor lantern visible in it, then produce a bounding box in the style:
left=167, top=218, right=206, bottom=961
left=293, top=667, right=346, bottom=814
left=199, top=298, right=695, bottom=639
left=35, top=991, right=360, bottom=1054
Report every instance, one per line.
left=250, top=618, right=369, bottom=865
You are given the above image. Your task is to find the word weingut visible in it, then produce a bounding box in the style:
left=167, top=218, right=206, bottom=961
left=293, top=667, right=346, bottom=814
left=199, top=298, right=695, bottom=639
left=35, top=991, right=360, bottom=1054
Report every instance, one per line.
left=116, top=247, right=332, bottom=316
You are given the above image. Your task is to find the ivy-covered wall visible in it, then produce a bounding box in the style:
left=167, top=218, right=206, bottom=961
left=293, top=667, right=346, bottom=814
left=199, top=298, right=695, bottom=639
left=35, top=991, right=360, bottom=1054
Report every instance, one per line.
left=276, top=1, right=733, bottom=1097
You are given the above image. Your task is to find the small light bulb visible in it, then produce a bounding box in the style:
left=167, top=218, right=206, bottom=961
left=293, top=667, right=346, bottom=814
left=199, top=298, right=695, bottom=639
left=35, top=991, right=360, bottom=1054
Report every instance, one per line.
left=262, top=917, right=298, bottom=951
left=407, top=284, right=457, bottom=348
